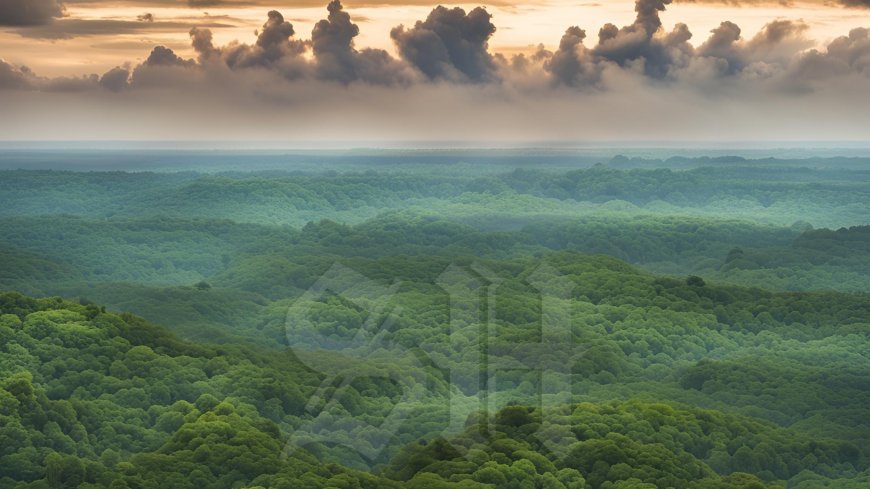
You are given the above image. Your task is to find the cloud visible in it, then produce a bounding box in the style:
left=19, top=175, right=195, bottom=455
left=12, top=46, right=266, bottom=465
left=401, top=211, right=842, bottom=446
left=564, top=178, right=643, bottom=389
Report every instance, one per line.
left=99, top=66, right=130, bottom=91
left=3, top=0, right=870, bottom=144
left=390, top=5, right=498, bottom=82
left=696, top=21, right=743, bottom=74
left=13, top=18, right=235, bottom=39
left=793, top=27, right=870, bottom=80
left=592, top=0, right=695, bottom=79
left=2, top=0, right=860, bottom=92
left=137, top=13, right=154, bottom=22
left=634, top=0, right=669, bottom=34
left=544, top=27, right=602, bottom=87
left=537, top=0, right=812, bottom=86
left=0, top=58, right=100, bottom=92
left=311, top=0, right=359, bottom=83
left=533, top=0, right=693, bottom=84
left=190, top=26, right=220, bottom=62
left=255, top=10, right=296, bottom=53
left=0, top=0, right=64, bottom=26
left=126, top=45, right=201, bottom=89
left=179, top=10, right=310, bottom=81
left=311, top=0, right=412, bottom=84
left=220, top=10, right=306, bottom=77
left=185, top=5, right=410, bottom=84
left=0, top=60, right=35, bottom=89
left=692, top=19, right=810, bottom=77
left=42, top=73, right=99, bottom=92
left=144, top=46, right=195, bottom=67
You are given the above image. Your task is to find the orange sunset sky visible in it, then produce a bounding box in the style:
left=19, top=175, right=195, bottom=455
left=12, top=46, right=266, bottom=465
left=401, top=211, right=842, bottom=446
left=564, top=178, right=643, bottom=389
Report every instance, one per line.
left=2, top=1, right=868, bottom=76
left=2, top=0, right=870, bottom=142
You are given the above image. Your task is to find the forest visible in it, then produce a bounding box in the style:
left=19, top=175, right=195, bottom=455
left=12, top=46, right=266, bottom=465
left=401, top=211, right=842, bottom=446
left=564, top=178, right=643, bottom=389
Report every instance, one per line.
left=0, top=151, right=868, bottom=488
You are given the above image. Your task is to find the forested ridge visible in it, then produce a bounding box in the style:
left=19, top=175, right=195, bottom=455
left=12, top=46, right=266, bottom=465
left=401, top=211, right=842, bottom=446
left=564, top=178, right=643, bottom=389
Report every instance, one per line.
left=0, top=154, right=868, bottom=488
left=2, top=275, right=869, bottom=487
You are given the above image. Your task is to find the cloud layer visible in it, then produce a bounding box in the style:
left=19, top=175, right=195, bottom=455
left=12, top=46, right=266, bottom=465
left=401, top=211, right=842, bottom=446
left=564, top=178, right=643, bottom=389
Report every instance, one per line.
left=3, top=0, right=861, bottom=91
left=1, top=0, right=870, bottom=141
left=0, top=0, right=64, bottom=27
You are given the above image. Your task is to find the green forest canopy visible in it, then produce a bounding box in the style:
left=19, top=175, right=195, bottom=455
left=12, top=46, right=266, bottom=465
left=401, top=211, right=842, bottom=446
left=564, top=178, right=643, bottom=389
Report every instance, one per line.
left=0, top=153, right=868, bottom=488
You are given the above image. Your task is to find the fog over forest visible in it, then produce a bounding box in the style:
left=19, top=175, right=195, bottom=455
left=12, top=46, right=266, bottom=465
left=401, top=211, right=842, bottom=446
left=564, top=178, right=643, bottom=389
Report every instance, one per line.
left=1, top=149, right=868, bottom=488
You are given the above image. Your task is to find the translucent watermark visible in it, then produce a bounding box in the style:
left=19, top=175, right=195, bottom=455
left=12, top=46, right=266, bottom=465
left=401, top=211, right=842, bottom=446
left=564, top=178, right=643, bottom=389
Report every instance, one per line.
left=282, top=261, right=586, bottom=467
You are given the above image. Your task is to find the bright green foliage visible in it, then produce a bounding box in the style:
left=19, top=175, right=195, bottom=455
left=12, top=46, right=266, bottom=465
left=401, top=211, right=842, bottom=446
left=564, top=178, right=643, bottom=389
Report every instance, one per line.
left=0, top=293, right=404, bottom=488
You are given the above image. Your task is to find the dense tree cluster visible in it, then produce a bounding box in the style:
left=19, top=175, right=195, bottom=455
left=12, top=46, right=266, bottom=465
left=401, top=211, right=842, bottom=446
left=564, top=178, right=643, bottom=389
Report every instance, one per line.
left=0, top=157, right=868, bottom=487
left=1, top=162, right=867, bottom=228
left=2, top=292, right=868, bottom=488
left=387, top=400, right=866, bottom=488
left=0, top=293, right=413, bottom=488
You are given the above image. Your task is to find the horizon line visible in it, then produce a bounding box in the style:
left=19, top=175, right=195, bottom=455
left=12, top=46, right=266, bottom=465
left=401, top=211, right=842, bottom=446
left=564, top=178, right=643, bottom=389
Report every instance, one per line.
left=3, top=140, right=870, bottom=152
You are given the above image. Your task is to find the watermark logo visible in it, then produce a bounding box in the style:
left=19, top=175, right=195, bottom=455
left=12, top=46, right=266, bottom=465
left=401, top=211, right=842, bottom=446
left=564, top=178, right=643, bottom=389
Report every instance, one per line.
left=283, top=261, right=584, bottom=467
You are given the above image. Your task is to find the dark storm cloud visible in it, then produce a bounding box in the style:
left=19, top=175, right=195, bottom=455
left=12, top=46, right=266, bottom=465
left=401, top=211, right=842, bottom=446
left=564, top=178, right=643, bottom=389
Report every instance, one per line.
left=592, top=0, right=694, bottom=78
left=184, top=5, right=408, bottom=84
left=634, top=0, right=669, bottom=33
left=544, top=27, right=602, bottom=87
left=255, top=10, right=296, bottom=52
left=312, top=0, right=365, bottom=82
left=536, top=0, right=694, bottom=83
left=390, top=5, right=498, bottom=82
left=536, top=0, right=812, bottom=86
left=219, top=10, right=306, bottom=75
left=311, top=0, right=411, bottom=84
left=137, top=13, right=154, bottom=22
left=0, top=0, right=64, bottom=26
left=178, top=10, right=309, bottom=81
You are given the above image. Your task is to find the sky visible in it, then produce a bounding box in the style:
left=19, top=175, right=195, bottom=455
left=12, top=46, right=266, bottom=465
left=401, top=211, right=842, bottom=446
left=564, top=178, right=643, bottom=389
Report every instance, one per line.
left=1, top=0, right=870, bottom=143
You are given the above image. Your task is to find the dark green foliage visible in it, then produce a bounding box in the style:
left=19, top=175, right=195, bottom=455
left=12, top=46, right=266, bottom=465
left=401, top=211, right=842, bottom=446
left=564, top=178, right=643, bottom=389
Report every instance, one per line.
left=386, top=400, right=850, bottom=488
left=686, top=276, right=706, bottom=287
